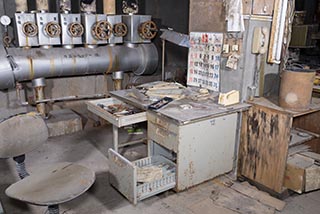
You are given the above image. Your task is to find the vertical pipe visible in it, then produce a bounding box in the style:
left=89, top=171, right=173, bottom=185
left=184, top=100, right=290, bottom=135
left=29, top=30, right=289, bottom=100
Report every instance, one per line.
left=103, top=0, right=115, bottom=14
left=36, top=0, right=49, bottom=11
left=80, top=0, right=96, bottom=13
left=161, top=39, right=166, bottom=81
left=32, top=78, right=46, bottom=117
left=15, top=0, right=29, bottom=12
left=112, top=71, right=124, bottom=91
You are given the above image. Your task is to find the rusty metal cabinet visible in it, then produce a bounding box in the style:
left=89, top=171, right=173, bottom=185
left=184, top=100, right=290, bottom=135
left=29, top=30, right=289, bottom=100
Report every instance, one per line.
left=147, top=110, right=239, bottom=191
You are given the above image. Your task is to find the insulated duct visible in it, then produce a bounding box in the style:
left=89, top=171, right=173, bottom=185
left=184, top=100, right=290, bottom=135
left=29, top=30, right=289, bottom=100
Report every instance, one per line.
left=0, top=43, right=158, bottom=90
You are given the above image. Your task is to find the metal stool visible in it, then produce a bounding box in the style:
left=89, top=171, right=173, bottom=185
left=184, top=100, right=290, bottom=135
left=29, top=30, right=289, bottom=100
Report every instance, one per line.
left=0, top=113, right=95, bottom=214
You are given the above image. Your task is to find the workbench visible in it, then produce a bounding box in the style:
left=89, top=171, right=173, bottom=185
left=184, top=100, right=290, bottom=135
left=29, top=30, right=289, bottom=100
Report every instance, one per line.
left=87, top=84, right=250, bottom=204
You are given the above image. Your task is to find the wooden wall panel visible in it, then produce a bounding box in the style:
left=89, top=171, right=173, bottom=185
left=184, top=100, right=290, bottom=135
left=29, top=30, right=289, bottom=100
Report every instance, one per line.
left=252, top=0, right=275, bottom=15
left=189, top=0, right=226, bottom=32
left=242, top=0, right=253, bottom=15
left=239, top=105, right=292, bottom=193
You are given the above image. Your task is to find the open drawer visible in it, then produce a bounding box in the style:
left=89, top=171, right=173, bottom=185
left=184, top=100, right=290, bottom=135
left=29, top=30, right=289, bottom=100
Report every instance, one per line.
left=108, top=149, right=176, bottom=204
left=87, top=98, right=146, bottom=127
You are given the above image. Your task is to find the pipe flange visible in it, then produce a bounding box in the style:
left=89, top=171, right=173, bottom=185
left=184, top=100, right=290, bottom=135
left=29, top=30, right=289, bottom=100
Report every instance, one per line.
left=68, top=22, right=84, bottom=37
left=22, top=22, right=38, bottom=37
left=45, top=22, right=61, bottom=38
left=113, top=23, right=128, bottom=37
left=91, top=20, right=113, bottom=41
left=138, top=21, right=158, bottom=40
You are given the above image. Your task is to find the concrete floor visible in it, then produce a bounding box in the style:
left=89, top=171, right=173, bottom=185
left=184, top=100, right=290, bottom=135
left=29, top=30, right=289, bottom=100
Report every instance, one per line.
left=1, top=125, right=320, bottom=214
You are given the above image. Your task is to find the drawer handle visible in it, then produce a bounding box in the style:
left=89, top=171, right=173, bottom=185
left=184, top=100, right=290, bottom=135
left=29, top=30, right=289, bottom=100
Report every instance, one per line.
left=156, top=118, right=169, bottom=128
left=156, top=128, right=168, bottom=138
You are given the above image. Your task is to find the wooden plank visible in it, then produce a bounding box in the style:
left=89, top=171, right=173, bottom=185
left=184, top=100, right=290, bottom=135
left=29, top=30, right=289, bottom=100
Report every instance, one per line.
left=252, top=0, right=275, bottom=15
left=239, top=105, right=292, bottom=193
left=242, top=0, right=253, bottom=14
left=103, top=0, right=115, bottom=14
left=188, top=198, right=238, bottom=214
left=189, top=0, right=226, bottom=32
left=212, top=188, right=275, bottom=214
left=230, top=182, right=286, bottom=211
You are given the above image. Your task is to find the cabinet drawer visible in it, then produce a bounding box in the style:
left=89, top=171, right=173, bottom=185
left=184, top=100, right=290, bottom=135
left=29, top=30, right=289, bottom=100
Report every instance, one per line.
left=148, top=121, right=179, bottom=153
left=147, top=112, right=179, bottom=134
left=108, top=149, right=176, bottom=204
left=284, top=152, right=320, bottom=193
left=87, top=98, right=146, bottom=127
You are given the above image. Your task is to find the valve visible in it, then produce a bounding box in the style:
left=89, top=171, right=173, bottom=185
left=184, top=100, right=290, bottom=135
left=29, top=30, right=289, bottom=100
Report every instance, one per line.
left=139, top=20, right=157, bottom=40
left=22, top=22, right=38, bottom=37
left=45, top=22, right=61, bottom=38
left=92, top=20, right=113, bottom=41
left=113, top=23, right=128, bottom=37
left=68, top=22, right=84, bottom=37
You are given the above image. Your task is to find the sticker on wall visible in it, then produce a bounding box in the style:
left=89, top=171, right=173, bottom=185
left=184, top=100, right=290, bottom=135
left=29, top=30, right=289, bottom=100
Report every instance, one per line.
left=187, top=32, right=223, bottom=92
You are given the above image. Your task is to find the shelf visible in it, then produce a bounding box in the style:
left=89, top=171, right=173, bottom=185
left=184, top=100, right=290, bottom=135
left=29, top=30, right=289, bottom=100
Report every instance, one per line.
left=289, top=128, right=319, bottom=148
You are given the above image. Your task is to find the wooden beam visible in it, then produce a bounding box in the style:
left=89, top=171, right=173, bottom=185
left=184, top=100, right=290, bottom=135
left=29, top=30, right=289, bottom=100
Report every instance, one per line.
left=103, top=0, right=115, bottom=14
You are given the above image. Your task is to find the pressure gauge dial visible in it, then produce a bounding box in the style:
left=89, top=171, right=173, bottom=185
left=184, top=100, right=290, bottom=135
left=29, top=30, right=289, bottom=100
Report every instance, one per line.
left=0, top=15, right=11, bottom=26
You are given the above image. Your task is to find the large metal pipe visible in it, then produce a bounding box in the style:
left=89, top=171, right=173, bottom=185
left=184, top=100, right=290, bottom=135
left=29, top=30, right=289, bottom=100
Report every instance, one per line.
left=0, top=43, right=158, bottom=90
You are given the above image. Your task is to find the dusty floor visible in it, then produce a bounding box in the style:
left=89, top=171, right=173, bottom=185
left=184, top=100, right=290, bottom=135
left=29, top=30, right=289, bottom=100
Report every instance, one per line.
left=0, top=125, right=320, bottom=214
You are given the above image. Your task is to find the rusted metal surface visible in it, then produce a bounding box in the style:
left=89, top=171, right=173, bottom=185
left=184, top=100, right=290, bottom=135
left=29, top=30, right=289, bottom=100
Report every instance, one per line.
left=279, top=70, right=316, bottom=111
left=34, top=86, right=46, bottom=116
left=189, top=0, right=226, bottom=32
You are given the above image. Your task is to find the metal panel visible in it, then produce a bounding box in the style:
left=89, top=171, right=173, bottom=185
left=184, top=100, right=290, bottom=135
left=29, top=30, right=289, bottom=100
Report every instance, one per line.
left=15, top=13, right=39, bottom=47
left=107, top=15, right=123, bottom=44
left=36, top=13, right=61, bottom=46
left=148, top=121, right=179, bottom=153
left=60, top=13, right=83, bottom=46
left=108, top=148, right=137, bottom=204
left=122, top=15, right=151, bottom=43
left=82, top=14, right=108, bottom=45
left=177, top=113, right=238, bottom=191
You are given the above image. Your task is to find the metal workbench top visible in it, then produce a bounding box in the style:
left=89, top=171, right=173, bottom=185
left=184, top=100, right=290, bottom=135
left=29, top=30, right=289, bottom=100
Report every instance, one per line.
left=155, top=98, right=250, bottom=125
left=110, top=88, right=250, bottom=125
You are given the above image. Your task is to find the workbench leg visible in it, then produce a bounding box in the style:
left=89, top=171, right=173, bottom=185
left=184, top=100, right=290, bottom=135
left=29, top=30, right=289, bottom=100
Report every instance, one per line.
left=113, top=125, right=119, bottom=152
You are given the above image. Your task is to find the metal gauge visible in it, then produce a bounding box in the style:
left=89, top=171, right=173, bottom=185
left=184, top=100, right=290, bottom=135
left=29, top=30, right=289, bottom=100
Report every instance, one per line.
left=0, top=15, right=11, bottom=26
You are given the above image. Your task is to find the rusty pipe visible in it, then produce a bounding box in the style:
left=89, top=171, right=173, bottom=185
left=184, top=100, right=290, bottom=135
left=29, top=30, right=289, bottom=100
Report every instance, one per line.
left=32, top=78, right=46, bottom=116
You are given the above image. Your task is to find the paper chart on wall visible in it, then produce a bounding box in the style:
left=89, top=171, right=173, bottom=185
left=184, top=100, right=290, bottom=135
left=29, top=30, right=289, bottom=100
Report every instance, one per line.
left=187, top=32, right=223, bottom=91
